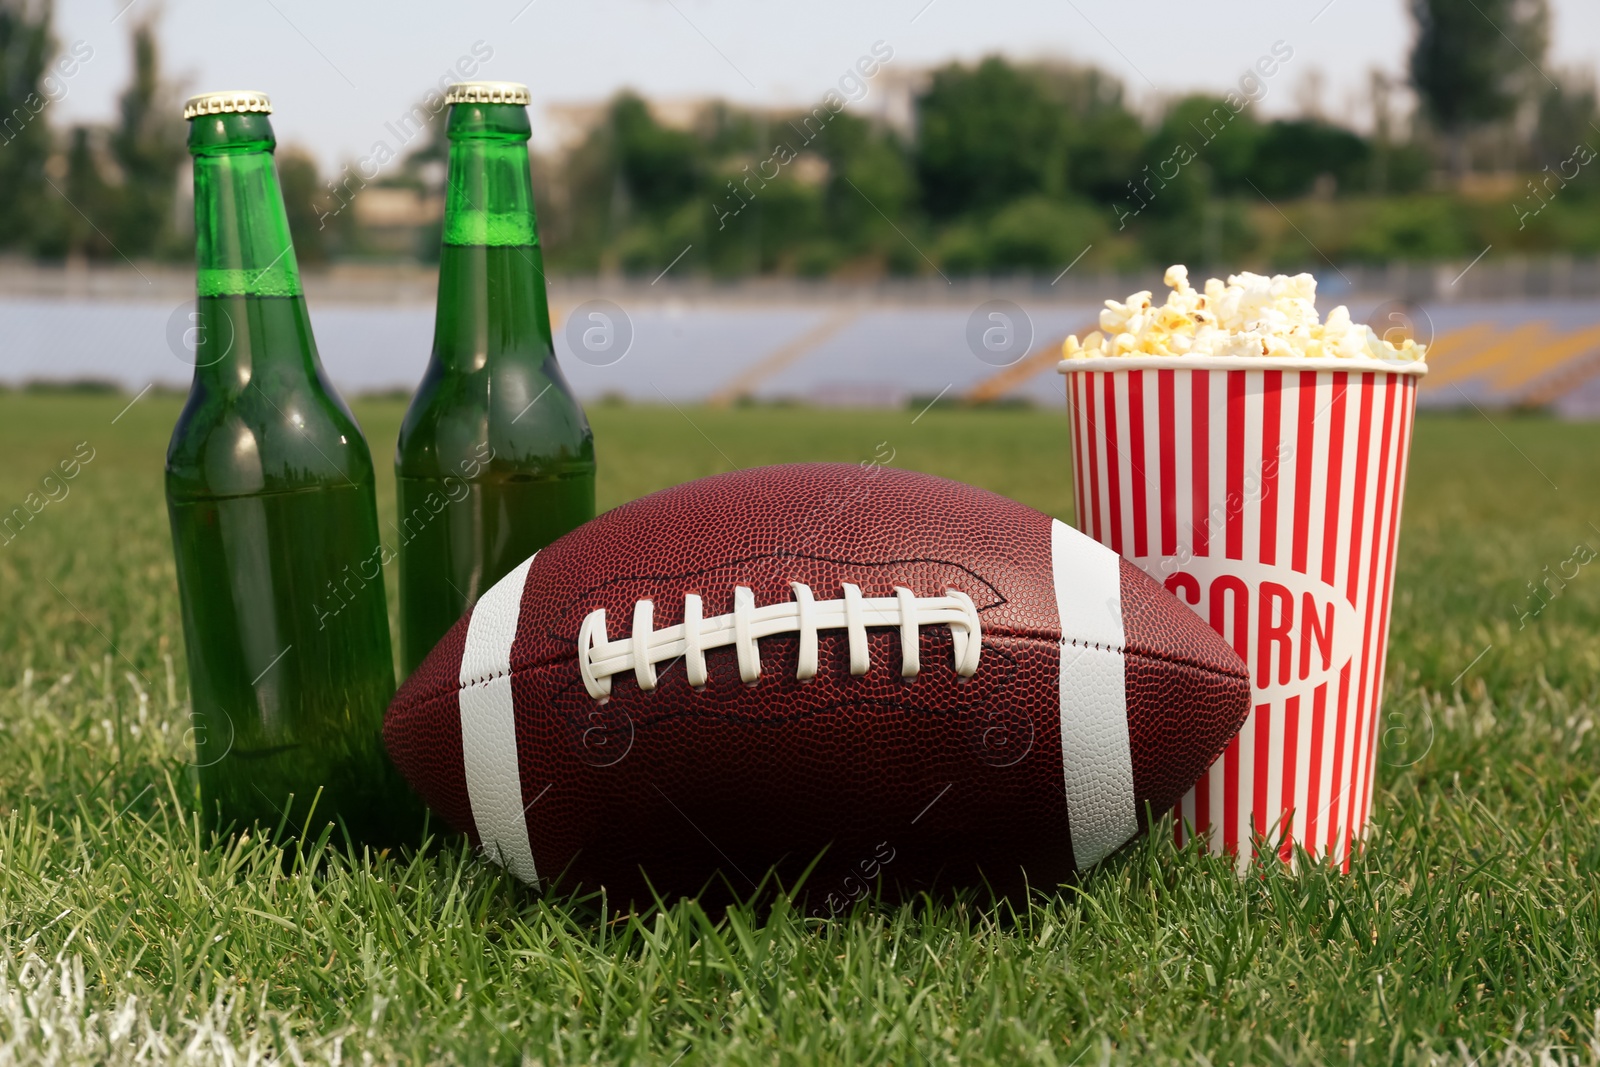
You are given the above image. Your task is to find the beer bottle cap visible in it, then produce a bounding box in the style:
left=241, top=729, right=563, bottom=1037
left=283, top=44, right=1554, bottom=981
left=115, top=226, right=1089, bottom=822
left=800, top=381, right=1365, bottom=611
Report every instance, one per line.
left=445, top=81, right=530, bottom=106
left=183, top=90, right=272, bottom=121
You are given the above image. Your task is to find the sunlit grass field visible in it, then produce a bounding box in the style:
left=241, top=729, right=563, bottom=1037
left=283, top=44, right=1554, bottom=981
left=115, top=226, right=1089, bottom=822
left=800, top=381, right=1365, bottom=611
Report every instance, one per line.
left=1, top=391, right=1598, bottom=1065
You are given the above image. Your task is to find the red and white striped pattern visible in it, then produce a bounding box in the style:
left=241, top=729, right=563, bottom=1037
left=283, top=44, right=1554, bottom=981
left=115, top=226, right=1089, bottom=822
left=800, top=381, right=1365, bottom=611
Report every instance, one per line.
left=1063, top=360, right=1421, bottom=870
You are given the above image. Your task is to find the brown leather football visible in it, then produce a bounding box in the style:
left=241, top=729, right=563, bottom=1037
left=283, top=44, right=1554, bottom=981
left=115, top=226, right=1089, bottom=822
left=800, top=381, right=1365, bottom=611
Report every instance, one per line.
left=384, top=463, right=1250, bottom=904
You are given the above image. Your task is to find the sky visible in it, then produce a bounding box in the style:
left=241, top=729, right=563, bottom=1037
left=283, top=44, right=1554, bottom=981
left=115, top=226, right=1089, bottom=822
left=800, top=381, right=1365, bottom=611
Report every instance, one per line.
left=46, top=0, right=1600, bottom=171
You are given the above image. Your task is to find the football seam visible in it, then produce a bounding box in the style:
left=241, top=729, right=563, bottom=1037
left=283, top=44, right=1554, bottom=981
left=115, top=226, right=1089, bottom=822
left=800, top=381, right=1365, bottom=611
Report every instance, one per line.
left=1063, top=636, right=1123, bottom=654
left=451, top=630, right=1248, bottom=697
left=1117, top=640, right=1251, bottom=680
left=451, top=628, right=1245, bottom=697
left=461, top=666, right=512, bottom=689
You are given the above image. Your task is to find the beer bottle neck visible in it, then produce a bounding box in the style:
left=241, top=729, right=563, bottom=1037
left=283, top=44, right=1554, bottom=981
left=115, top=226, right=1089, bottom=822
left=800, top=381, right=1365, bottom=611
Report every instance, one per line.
left=184, top=111, right=321, bottom=395
left=431, top=102, right=554, bottom=373
left=189, top=112, right=302, bottom=299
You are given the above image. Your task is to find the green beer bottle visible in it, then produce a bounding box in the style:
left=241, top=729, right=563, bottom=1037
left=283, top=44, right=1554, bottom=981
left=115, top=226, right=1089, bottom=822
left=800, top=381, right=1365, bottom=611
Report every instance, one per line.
left=396, top=81, right=596, bottom=676
left=166, top=90, right=421, bottom=845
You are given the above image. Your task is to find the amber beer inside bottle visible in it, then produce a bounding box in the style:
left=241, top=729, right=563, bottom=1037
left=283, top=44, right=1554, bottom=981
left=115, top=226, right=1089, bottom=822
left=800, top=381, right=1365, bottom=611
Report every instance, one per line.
left=396, top=82, right=596, bottom=677
left=166, top=92, right=421, bottom=845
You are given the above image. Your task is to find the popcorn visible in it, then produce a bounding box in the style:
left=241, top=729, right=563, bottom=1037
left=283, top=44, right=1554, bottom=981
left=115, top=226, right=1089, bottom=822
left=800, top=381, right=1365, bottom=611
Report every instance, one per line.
left=1061, top=266, right=1426, bottom=362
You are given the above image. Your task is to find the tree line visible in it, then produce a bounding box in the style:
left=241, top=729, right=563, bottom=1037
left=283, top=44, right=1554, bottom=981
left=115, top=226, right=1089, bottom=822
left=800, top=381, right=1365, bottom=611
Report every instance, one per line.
left=1, top=0, right=1595, bottom=278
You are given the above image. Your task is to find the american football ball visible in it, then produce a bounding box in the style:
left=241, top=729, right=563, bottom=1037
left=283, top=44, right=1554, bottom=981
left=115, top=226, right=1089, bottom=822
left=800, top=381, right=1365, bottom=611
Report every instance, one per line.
left=384, top=463, right=1250, bottom=903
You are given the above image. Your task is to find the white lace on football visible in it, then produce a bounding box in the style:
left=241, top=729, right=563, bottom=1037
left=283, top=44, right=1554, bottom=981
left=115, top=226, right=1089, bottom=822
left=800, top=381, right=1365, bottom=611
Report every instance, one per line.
left=576, top=583, right=982, bottom=699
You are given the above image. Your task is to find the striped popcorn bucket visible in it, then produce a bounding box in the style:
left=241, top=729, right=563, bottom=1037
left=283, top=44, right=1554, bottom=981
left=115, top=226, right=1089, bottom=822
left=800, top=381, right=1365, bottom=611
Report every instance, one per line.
left=1059, top=356, right=1426, bottom=869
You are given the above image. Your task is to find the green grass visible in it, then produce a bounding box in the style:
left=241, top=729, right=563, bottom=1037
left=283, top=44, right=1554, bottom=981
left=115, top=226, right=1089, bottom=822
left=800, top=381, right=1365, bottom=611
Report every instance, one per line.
left=2, top=392, right=1599, bottom=1065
